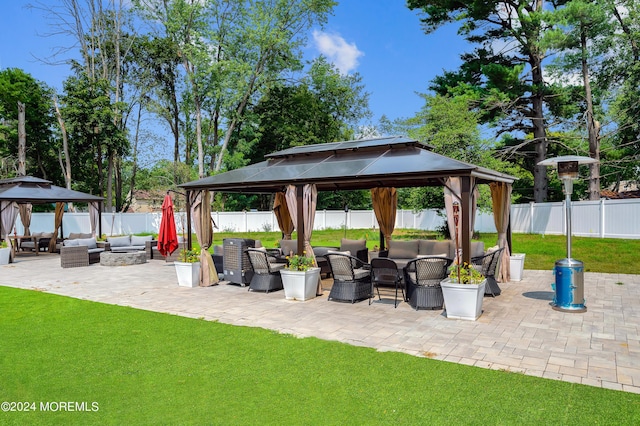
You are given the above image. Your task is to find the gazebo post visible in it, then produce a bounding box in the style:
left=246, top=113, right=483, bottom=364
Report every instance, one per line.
left=296, top=185, right=304, bottom=255
left=461, top=176, right=472, bottom=264
left=185, top=190, right=192, bottom=250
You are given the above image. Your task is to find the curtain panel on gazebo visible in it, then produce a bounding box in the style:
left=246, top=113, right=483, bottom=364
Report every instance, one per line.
left=371, top=187, right=397, bottom=248
left=273, top=192, right=294, bottom=239
left=18, top=204, right=32, bottom=236
left=490, top=182, right=512, bottom=282
left=189, top=190, right=218, bottom=287
left=48, top=202, right=64, bottom=253
left=89, top=202, right=100, bottom=238
left=1, top=201, right=19, bottom=262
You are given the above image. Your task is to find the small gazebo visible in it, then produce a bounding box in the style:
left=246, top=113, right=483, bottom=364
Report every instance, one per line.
left=0, top=176, right=104, bottom=259
left=179, top=136, right=516, bottom=283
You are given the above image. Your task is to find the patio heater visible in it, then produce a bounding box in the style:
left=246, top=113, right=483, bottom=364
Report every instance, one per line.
left=538, top=155, right=597, bottom=313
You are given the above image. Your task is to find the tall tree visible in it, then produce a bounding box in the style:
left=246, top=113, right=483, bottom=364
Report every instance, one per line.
left=0, top=69, right=56, bottom=179
left=408, top=0, right=562, bottom=202
left=543, top=0, right=609, bottom=200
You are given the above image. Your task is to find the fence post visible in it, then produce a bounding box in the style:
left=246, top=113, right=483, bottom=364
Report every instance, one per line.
left=600, top=198, right=605, bottom=238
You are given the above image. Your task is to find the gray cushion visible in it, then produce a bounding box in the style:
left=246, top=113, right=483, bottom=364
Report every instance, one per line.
left=313, top=246, right=339, bottom=257
left=40, top=232, right=54, bottom=239
left=471, top=242, right=485, bottom=257
left=76, top=238, right=97, bottom=249
left=340, top=238, right=366, bottom=254
left=131, top=235, right=153, bottom=246
left=87, top=248, right=105, bottom=254
left=68, top=232, right=92, bottom=240
left=353, top=268, right=370, bottom=280
left=63, top=239, right=79, bottom=246
left=388, top=240, right=419, bottom=259
left=419, top=240, right=453, bottom=258
left=279, top=240, right=298, bottom=256
left=108, top=236, right=131, bottom=247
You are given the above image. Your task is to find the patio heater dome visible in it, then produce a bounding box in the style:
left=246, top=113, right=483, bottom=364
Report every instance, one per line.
left=538, top=155, right=598, bottom=313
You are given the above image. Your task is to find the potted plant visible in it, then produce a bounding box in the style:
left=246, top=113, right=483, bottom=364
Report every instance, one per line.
left=280, top=252, right=320, bottom=301
left=174, top=248, right=201, bottom=287
left=441, top=262, right=487, bottom=320
left=0, top=240, right=10, bottom=265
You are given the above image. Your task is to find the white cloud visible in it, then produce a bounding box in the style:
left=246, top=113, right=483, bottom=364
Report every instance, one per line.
left=312, top=30, right=363, bottom=74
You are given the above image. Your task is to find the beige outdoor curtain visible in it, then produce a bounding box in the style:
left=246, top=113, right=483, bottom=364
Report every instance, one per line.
left=285, top=184, right=322, bottom=295
left=1, top=201, right=19, bottom=262
left=273, top=192, right=294, bottom=239
left=490, top=182, right=512, bottom=282
left=89, top=202, right=99, bottom=238
left=371, top=187, right=397, bottom=247
left=189, top=190, right=218, bottom=287
left=444, top=177, right=478, bottom=263
left=18, top=203, right=33, bottom=236
left=49, top=202, right=64, bottom=253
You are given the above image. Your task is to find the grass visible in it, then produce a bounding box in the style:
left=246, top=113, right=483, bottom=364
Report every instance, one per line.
left=207, top=228, right=640, bottom=274
left=1, top=285, right=639, bottom=425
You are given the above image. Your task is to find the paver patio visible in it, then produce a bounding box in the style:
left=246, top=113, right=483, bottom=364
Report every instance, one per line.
left=2, top=254, right=639, bottom=393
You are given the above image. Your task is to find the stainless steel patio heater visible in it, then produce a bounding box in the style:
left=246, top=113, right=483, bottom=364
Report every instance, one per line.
left=538, top=155, right=597, bottom=313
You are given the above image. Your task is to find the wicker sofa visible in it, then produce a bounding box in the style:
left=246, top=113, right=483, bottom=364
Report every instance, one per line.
left=60, top=236, right=108, bottom=268
left=106, top=235, right=154, bottom=252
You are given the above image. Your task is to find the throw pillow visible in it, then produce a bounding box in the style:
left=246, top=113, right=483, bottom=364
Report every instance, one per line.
left=108, top=235, right=130, bottom=247
left=388, top=240, right=419, bottom=259
left=131, top=235, right=153, bottom=246
left=76, top=238, right=97, bottom=249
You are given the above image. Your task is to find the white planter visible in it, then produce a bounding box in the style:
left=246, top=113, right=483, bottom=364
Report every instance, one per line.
left=175, top=261, right=201, bottom=287
left=441, top=279, right=487, bottom=321
left=510, top=253, right=526, bottom=281
left=280, top=268, right=320, bottom=301
left=0, top=247, right=10, bottom=265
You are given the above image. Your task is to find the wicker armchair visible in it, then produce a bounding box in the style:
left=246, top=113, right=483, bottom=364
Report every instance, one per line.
left=245, top=248, right=285, bottom=293
left=471, top=247, right=505, bottom=297
left=324, top=252, right=372, bottom=304
left=403, top=256, right=453, bottom=310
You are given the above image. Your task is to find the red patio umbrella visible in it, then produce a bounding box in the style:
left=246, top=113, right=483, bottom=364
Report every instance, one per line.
left=158, top=193, right=179, bottom=257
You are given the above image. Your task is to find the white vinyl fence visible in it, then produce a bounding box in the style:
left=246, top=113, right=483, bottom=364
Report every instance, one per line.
left=11, top=198, right=640, bottom=239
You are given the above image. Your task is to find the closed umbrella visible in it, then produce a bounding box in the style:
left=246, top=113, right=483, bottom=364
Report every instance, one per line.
left=158, top=193, right=179, bottom=257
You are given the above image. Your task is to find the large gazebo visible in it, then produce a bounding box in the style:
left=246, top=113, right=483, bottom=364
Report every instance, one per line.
left=179, top=136, right=516, bottom=285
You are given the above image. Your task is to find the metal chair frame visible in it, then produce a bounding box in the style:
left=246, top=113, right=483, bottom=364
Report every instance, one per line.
left=370, top=257, right=404, bottom=308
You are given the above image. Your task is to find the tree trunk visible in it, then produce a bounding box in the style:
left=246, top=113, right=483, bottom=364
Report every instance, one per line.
left=531, top=54, right=548, bottom=203
left=53, top=96, right=72, bottom=190
left=17, top=102, right=26, bottom=176
left=581, top=29, right=601, bottom=200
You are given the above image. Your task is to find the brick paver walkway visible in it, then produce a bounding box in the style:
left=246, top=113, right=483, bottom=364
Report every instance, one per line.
left=3, top=254, right=639, bottom=393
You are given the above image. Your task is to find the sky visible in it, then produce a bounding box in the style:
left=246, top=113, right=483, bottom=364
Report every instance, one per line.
left=0, top=0, right=471, bottom=126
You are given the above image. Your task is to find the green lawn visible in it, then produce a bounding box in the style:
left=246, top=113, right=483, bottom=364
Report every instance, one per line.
left=1, top=286, right=639, bottom=425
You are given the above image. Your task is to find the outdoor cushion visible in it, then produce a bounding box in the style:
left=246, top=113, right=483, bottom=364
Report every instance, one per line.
left=340, top=238, right=366, bottom=254
left=108, top=236, right=131, bottom=247
left=418, top=240, right=453, bottom=258
left=63, top=239, right=80, bottom=246
left=279, top=239, right=297, bottom=256
left=76, top=238, right=97, bottom=249
left=388, top=240, right=419, bottom=259
left=68, top=232, right=92, bottom=240
left=87, top=248, right=105, bottom=254
left=353, top=267, right=370, bottom=280
left=131, top=235, right=153, bottom=246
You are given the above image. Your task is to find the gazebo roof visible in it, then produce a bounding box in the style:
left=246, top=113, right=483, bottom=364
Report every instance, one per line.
left=179, top=136, right=516, bottom=193
left=0, top=176, right=104, bottom=203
